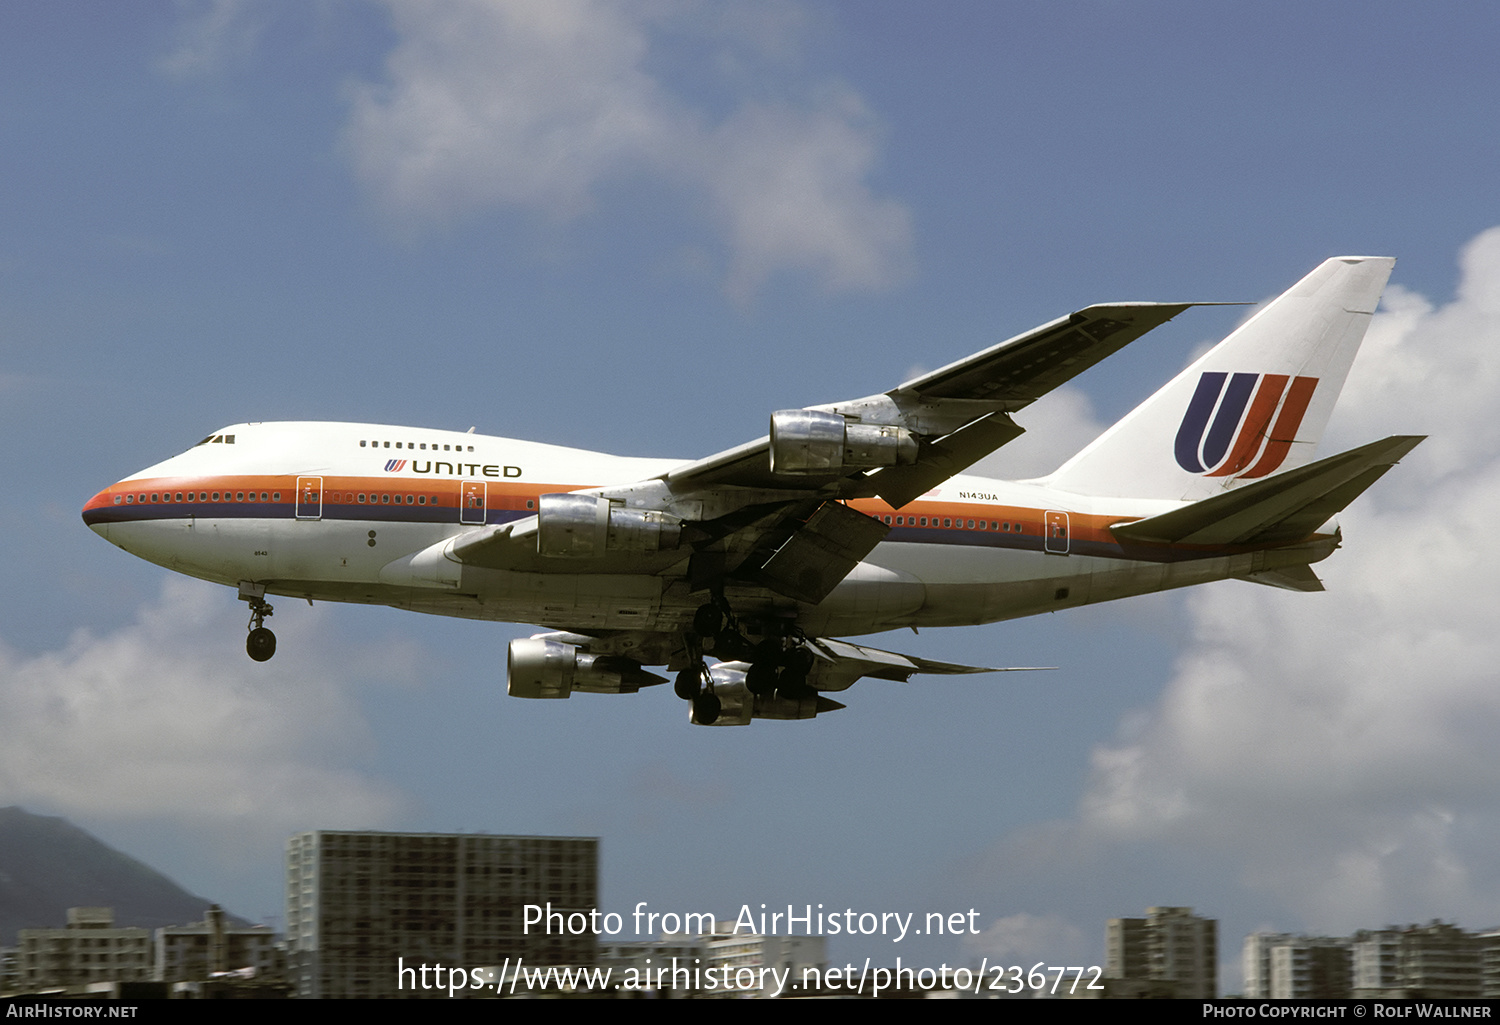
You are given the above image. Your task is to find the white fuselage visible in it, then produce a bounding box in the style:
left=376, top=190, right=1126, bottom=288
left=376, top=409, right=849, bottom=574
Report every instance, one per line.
left=84, top=421, right=1334, bottom=641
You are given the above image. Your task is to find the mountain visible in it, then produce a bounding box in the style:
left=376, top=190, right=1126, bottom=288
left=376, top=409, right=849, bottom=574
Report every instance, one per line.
left=0, top=807, right=233, bottom=945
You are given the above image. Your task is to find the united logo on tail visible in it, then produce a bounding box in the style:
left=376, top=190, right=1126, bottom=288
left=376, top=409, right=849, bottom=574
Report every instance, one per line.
left=1174, top=371, right=1318, bottom=479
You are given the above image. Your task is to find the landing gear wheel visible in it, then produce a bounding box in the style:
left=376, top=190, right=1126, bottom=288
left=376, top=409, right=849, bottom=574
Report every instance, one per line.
left=745, top=661, right=778, bottom=697
left=693, top=691, right=721, bottom=725
left=241, top=589, right=277, bottom=662
left=674, top=665, right=704, bottom=701
left=246, top=627, right=277, bottom=662
left=781, top=646, right=815, bottom=675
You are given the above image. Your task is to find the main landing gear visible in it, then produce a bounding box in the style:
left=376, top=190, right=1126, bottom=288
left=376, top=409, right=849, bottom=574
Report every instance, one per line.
left=677, top=600, right=815, bottom=724
left=675, top=630, right=722, bottom=724
left=239, top=582, right=276, bottom=662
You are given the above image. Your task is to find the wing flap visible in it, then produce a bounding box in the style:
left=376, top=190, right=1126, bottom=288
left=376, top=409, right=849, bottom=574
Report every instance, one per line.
left=751, top=501, right=890, bottom=604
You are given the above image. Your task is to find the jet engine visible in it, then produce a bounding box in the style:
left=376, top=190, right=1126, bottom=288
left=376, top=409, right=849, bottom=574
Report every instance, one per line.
left=507, top=637, right=664, bottom=698
left=768, top=409, right=917, bottom=474
left=689, top=662, right=846, bottom=726
left=536, top=493, right=682, bottom=558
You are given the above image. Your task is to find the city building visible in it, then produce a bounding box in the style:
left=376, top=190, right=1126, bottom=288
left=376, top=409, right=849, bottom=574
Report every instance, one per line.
left=695, top=920, right=825, bottom=997
left=1105, top=906, right=1217, bottom=998
left=1352, top=922, right=1483, bottom=999
left=285, top=830, right=598, bottom=999
left=1242, top=931, right=1296, bottom=999
left=1244, top=921, right=1500, bottom=999
left=16, top=907, right=153, bottom=991
left=155, top=905, right=279, bottom=982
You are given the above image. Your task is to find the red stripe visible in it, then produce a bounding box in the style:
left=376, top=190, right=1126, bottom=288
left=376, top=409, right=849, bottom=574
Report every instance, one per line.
left=1206, top=374, right=1289, bottom=477
left=1242, top=376, right=1318, bottom=478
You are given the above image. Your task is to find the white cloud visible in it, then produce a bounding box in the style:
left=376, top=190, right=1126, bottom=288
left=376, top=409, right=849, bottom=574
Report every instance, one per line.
left=343, top=0, right=911, bottom=299
left=0, top=578, right=407, bottom=837
left=970, top=386, right=1107, bottom=480
left=1070, top=227, right=1500, bottom=932
left=965, top=912, right=1089, bottom=969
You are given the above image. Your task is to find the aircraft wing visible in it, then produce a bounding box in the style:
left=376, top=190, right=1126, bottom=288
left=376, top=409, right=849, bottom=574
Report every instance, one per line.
left=636, top=303, right=1198, bottom=600
left=440, top=302, right=1200, bottom=604
left=664, top=302, right=1197, bottom=502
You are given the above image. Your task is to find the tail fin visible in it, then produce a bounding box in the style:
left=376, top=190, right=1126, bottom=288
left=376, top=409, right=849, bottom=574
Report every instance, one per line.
left=1045, top=256, right=1395, bottom=501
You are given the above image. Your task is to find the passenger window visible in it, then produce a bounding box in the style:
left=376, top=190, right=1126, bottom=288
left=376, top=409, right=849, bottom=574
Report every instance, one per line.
left=125, top=495, right=134, bottom=504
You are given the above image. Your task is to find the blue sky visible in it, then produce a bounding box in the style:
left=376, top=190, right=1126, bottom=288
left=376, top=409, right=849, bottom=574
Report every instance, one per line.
left=5, top=1, right=1500, bottom=987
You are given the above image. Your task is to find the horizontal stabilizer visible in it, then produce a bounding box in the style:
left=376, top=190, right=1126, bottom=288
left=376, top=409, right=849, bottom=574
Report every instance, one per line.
left=803, top=636, right=1053, bottom=693
left=1235, top=565, right=1326, bottom=592
left=1111, top=435, right=1424, bottom=547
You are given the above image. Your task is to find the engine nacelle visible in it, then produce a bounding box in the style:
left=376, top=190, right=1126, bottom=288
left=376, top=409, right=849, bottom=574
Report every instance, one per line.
left=536, top=493, right=682, bottom=558
left=689, top=662, right=846, bottom=726
left=507, top=638, right=662, bottom=698
left=768, top=409, right=917, bottom=474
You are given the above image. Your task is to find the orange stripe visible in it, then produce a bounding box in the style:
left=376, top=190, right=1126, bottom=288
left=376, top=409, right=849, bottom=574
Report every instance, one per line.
left=1242, top=376, right=1318, bottom=478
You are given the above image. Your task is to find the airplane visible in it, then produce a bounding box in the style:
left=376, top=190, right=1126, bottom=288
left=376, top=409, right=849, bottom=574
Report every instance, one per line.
left=83, top=257, right=1422, bottom=726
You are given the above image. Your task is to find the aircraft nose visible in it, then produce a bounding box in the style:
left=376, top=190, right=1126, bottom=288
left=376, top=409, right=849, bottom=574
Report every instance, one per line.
left=82, top=485, right=116, bottom=539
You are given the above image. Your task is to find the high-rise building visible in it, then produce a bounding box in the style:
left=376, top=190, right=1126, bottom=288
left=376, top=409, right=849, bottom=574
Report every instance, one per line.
left=1245, top=922, right=1500, bottom=999
left=1106, top=906, right=1217, bottom=998
left=285, top=831, right=598, bottom=999
left=1242, top=931, right=1297, bottom=999
left=1401, top=922, right=1485, bottom=998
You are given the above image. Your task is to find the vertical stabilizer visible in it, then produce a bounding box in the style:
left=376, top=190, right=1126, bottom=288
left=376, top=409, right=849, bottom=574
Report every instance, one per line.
left=1043, top=256, right=1394, bottom=501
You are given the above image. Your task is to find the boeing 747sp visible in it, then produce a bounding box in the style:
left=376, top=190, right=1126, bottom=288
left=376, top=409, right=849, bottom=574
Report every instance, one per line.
left=84, top=258, right=1421, bottom=725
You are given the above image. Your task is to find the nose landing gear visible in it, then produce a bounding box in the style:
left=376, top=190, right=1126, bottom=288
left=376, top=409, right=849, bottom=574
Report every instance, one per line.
left=238, top=582, right=276, bottom=662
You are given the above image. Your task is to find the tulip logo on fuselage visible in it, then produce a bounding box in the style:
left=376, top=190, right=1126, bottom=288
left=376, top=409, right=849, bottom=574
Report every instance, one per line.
left=1174, top=371, right=1318, bottom=479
